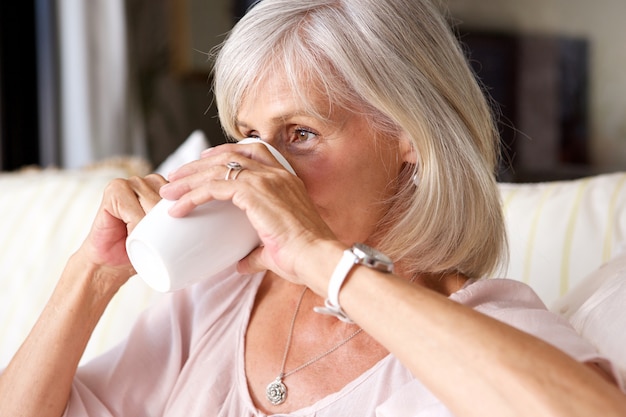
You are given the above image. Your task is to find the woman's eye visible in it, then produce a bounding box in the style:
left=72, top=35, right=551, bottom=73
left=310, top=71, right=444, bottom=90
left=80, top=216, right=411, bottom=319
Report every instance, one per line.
left=293, top=128, right=317, bottom=142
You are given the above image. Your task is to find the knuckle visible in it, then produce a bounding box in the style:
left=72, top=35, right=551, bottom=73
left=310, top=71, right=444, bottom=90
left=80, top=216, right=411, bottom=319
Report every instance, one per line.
left=126, top=175, right=164, bottom=193
left=126, top=175, right=145, bottom=185
left=144, top=173, right=167, bottom=183
left=104, top=178, right=131, bottom=194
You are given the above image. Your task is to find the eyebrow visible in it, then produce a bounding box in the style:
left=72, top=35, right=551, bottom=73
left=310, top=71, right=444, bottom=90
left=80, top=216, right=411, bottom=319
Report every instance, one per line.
left=235, top=112, right=321, bottom=129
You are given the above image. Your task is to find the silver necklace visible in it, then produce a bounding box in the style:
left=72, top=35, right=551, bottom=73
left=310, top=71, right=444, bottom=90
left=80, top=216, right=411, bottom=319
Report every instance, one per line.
left=266, top=287, right=363, bottom=406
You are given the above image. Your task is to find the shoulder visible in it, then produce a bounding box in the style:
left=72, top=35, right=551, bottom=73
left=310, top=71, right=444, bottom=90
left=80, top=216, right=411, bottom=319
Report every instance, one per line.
left=450, top=278, right=604, bottom=364
left=450, top=278, right=547, bottom=310
left=449, top=278, right=564, bottom=330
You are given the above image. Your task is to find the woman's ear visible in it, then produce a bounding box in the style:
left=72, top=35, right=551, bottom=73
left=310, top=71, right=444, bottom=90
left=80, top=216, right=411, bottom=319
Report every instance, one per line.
left=399, top=132, right=418, bottom=164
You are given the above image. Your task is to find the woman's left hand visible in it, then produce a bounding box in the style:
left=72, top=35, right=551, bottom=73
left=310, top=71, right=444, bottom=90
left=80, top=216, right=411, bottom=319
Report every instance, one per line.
left=159, top=141, right=338, bottom=285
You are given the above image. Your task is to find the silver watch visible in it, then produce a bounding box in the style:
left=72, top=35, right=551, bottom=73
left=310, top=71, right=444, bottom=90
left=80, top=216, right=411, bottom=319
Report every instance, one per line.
left=351, top=243, right=394, bottom=273
left=313, top=243, right=394, bottom=323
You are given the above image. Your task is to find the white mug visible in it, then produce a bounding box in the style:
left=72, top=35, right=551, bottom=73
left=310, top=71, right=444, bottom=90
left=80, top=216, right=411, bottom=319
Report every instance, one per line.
left=126, top=138, right=295, bottom=292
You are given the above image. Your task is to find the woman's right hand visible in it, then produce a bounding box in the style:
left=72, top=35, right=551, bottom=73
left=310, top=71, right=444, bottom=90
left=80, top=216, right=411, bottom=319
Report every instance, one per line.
left=77, top=173, right=168, bottom=288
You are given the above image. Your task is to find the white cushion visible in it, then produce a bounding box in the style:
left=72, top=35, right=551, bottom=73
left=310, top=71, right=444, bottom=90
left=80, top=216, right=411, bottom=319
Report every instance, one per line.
left=552, top=251, right=626, bottom=385
left=155, top=130, right=210, bottom=177
left=498, top=172, right=626, bottom=306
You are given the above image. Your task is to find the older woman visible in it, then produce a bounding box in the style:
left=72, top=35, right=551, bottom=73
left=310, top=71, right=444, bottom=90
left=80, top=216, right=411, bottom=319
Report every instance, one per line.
left=1, top=0, right=625, bottom=416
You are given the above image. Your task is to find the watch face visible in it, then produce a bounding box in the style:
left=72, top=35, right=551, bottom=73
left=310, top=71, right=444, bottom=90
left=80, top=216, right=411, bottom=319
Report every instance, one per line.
left=352, top=243, right=394, bottom=272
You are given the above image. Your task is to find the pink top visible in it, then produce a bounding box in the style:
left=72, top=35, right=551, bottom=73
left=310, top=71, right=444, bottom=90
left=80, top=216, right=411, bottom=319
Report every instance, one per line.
left=61, top=268, right=618, bottom=417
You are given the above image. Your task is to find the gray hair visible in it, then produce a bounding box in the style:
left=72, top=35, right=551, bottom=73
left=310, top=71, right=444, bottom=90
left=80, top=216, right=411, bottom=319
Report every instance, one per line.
left=213, top=0, right=507, bottom=279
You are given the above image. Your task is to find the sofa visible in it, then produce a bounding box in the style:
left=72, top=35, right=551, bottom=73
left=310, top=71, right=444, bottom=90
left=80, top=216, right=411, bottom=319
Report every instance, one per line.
left=1, top=131, right=625, bottom=386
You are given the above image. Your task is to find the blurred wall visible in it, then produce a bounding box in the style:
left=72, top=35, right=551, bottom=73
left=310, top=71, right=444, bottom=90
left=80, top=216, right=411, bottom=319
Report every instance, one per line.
left=446, top=0, right=626, bottom=172
left=128, top=0, right=626, bottom=172
left=125, top=0, right=226, bottom=168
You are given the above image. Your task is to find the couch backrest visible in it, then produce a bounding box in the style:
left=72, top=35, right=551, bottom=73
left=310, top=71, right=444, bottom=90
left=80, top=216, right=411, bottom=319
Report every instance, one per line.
left=497, top=172, right=626, bottom=307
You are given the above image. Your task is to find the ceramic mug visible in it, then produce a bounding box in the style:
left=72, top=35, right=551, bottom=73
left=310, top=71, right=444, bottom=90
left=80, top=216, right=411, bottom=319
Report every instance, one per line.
left=126, top=138, right=295, bottom=292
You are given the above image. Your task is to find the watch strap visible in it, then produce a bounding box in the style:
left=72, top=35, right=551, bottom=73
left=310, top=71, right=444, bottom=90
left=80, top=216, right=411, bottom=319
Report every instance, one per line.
left=313, top=249, right=358, bottom=323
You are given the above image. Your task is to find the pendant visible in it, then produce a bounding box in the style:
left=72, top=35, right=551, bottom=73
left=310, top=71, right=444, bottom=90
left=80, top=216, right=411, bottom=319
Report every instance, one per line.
left=266, top=376, right=287, bottom=405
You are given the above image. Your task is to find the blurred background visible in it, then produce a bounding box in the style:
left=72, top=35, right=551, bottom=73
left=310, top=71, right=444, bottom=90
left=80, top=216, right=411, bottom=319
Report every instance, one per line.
left=0, top=0, right=625, bottom=182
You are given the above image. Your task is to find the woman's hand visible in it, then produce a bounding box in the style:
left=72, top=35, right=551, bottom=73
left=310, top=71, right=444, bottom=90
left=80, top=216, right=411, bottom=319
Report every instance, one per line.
left=78, top=173, right=168, bottom=288
left=160, top=142, right=337, bottom=285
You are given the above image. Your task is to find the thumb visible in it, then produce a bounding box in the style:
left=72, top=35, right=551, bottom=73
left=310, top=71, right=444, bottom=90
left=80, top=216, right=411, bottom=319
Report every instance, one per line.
left=236, top=246, right=267, bottom=274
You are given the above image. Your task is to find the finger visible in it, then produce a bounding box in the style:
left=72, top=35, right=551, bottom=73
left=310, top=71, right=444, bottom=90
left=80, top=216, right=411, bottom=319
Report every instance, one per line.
left=164, top=161, right=264, bottom=218
left=165, top=158, right=273, bottom=216
left=166, top=179, right=224, bottom=217
left=106, top=180, right=150, bottom=229
left=131, top=174, right=168, bottom=211
left=159, top=160, right=225, bottom=200
left=159, top=153, right=255, bottom=207
left=100, top=177, right=164, bottom=234
left=143, top=173, right=168, bottom=191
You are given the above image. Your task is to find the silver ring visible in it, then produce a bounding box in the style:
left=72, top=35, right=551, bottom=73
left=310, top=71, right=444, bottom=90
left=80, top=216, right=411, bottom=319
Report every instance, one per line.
left=225, top=161, right=244, bottom=180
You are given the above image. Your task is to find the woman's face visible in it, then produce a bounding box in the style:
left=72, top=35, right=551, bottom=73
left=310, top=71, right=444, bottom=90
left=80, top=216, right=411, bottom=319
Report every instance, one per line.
left=235, top=74, right=412, bottom=245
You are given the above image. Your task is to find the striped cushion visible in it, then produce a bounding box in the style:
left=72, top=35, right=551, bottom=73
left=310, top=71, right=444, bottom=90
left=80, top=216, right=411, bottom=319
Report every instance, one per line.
left=498, top=172, right=626, bottom=307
